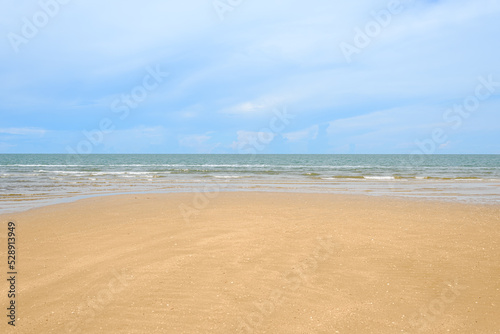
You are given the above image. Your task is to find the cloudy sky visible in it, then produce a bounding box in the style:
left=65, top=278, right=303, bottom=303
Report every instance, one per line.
left=1, top=0, right=499, bottom=154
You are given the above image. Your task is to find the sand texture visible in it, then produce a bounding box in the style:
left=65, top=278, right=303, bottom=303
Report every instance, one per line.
left=1, top=192, right=499, bottom=333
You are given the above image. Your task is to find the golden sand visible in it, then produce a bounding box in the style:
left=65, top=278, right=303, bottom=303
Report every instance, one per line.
left=1, top=192, right=499, bottom=333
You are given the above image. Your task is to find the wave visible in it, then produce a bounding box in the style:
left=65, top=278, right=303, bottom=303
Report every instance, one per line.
left=4, top=164, right=98, bottom=167
left=321, top=176, right=364, bottom=180
left=318, top=175, right=494, bottom=181
left=364, top=176, right=396, bottom=180
left=213, top=175, right=241, bottom=179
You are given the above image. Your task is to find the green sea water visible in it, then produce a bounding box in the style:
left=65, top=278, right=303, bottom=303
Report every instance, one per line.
left=1, top=154, right=499, bottom=213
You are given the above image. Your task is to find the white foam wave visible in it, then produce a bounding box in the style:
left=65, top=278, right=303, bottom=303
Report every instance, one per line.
left=364, top=176, right=395, bottom=180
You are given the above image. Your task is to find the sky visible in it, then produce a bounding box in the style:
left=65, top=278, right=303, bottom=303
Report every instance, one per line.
left=0, top=0, right=499, bottom=154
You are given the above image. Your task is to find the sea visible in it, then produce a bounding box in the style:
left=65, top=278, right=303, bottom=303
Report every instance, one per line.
left=1, top=154, right=499, bottom=214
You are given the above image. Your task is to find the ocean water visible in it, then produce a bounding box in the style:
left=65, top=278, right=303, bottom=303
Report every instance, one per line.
left=1, top=154, right=499, bottom=213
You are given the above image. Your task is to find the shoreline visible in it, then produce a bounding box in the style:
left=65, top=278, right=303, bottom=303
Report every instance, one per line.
left=2, top=186, right=499, bottom=216
left=2, top=154, right=499, bottom=215
left=1, top=192, right=499, bottom=333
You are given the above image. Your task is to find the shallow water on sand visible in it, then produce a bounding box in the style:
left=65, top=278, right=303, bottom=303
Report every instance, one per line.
left=1, top=154, right=499, bottom=213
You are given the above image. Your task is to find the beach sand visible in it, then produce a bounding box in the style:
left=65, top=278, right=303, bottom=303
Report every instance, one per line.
left=1, top=192, right=499, bottom=333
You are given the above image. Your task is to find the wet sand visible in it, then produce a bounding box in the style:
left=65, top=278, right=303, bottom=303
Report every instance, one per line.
left=0, top=192, right=499, bottom=333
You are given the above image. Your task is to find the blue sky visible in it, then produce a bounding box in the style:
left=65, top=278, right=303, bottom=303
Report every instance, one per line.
left=1, top=0, right=499, bottom=154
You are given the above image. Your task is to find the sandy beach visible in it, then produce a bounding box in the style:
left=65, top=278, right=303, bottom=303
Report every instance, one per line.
left=1, top=192, right=499, bottom=333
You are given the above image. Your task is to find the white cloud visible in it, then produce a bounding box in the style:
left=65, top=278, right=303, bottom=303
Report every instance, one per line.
left=178, top=134, right=222, bottom=153
left=0, top=142, right=15, bottom=151
left=101, top=126, right=168, bottom=152
left=0, top=127, right=46, bottom=136
left=324, top=106, right=447, bottom=153
left=219, top=96, right=288, bottom=116
left=283, top=125, right=319, bottom=142
left=179, top=134, right=211, bottom=148
left=231, top=130, right=275, bottom=152
left=222, top=102, right=266, bottom=115
left=1, top=0, right=499, bottom=153
left=326, top=106, right=443, bottom=136
left=439, top=141, right=451, bottom=149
